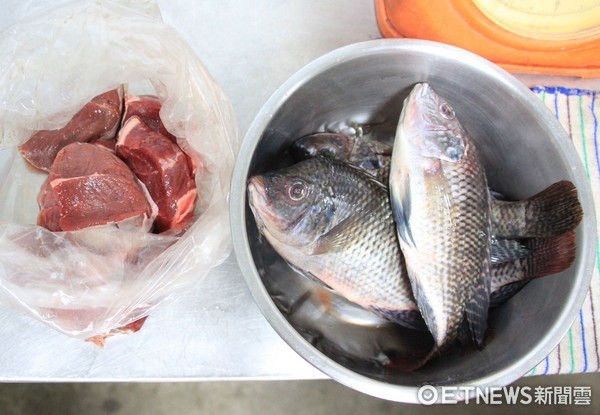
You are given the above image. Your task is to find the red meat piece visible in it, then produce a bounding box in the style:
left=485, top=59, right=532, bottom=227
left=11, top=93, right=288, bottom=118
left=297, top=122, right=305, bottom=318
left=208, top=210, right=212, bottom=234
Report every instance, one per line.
left=122, top=94, right=200, bottom=174
left=116, top=116, right=197, bottom=233
left=19, top=88, right=124, bottom=172
left=37, top=192, right=61, bottom=232
left=51, top=174, right=153, bottom=231
left=122, top=94, right=176, bottom=141
left=38, top=143, right=156, bottom=232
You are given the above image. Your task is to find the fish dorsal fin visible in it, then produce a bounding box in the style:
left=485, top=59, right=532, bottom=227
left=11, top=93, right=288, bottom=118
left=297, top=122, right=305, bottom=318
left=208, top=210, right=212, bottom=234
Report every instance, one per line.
left=390, top=169, right=415, bottom=248
left=343, top=161, right=389, bottom=191
left=310, top=198, right=381, bottom=255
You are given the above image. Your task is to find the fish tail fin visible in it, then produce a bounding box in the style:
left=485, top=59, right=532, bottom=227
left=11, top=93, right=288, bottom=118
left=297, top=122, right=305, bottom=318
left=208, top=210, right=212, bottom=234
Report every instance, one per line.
left=489, top=231, right=576, bottom=303
left=490, top=238, right=529, bottom=263
left=525, top=180, right=583, bottom=236
left=465, top=273, right=490, bottom=349
left=524, top=230, right=577, bottom=278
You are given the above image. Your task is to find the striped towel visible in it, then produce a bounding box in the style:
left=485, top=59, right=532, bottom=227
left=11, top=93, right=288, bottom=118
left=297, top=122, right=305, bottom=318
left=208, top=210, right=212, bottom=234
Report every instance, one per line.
left=527, top=87, right=600, bottom=375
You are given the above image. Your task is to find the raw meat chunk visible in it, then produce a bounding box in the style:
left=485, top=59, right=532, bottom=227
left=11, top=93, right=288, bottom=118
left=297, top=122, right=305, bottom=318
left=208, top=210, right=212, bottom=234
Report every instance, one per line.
left=44, top=140, right=131, bottom=179
left=19, top=88, right=124, bottom=172
left=52, top=174, right=153, bottom=231
left=38, top=143, right=156, bottom=232
left=122, top=94, right=175, bottom=141
left=38, top=142, right=135, bottom=231
left=37, top=185, right=61, bottom=231
left=116, top=116, right=197, bottom=232
left=122, top=94, right=201, bottom=174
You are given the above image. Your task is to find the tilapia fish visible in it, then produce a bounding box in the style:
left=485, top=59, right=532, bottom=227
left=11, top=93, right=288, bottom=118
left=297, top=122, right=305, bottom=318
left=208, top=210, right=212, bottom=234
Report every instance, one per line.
left=248, top=157, right=423, bottom=329
left=389, top=83, right=492, bottom=349
left=292, top=133, right=582, bottom=239
left=247, top=157, right=576, bottom=334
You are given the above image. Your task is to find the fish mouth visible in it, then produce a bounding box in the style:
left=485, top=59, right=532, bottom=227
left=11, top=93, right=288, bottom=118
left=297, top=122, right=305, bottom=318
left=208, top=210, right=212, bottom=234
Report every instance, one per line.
left=413, top=82, right=430, bottom=98
left=404, top=83, right=453, bottom=135
left=247, top=175, right=279, bottom=230
left=248, top=176, right=269, bottom=209
left=402, top=84, right=430, bottom=127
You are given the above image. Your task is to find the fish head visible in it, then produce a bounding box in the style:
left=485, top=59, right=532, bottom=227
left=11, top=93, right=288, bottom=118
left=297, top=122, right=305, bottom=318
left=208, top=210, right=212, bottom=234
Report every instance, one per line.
left=399, top=83, right=467, bottom=165
left=247, top=159, right=336, bottom=247
left=290, top=133, right=354, bottom=162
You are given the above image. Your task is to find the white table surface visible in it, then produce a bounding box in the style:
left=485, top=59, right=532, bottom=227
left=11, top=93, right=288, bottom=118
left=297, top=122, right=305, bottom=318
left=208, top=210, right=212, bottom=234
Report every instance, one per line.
left=0, top=0, right=597, bottom=381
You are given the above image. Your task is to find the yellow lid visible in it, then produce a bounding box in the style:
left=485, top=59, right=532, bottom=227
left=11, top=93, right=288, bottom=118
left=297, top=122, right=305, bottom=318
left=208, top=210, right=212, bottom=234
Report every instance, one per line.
left=472, top=0, right=600, bottom=41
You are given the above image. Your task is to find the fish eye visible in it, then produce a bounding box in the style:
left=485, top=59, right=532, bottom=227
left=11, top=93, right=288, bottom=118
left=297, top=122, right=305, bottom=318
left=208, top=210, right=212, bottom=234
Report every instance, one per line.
left=288, top=180, right=307, bottom=201
left=439, top=102, right=455, bottom=120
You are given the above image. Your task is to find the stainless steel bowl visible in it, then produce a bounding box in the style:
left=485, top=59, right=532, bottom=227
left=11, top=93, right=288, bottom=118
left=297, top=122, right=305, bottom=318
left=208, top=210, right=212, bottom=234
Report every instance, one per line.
left=230, top=39, right=596, bottom=402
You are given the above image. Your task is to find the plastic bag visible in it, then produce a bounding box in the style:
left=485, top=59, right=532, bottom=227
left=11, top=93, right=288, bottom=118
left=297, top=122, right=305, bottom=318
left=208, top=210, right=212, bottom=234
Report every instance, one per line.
left=0, top=0, right=239, bottom=341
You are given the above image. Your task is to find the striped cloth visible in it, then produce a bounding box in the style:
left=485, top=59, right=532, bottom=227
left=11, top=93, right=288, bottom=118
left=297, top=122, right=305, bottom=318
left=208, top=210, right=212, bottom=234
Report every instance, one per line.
left=527, top=86, right=600, bottom=375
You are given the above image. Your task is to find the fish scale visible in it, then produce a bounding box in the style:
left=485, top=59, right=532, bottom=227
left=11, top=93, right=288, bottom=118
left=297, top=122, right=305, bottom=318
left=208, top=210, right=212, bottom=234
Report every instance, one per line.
left=305, top=162, right=413, bottom=308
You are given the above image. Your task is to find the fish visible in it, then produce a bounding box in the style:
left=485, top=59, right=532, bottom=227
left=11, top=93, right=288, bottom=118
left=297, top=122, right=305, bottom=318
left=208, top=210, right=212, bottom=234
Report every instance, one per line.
left=389, top=82, right=492, bottom=350
left=247, top=157, right=576, bottom=335
left=248, top=157, right=423, bottom=330
left=292, top=134, right=582, bottom=240
left=290, top=132, right=392, bottom=182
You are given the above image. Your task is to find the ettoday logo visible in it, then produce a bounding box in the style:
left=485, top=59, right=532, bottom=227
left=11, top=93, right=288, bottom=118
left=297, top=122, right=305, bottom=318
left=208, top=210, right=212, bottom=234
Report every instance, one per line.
left=416, top=385, right=592, bottom=405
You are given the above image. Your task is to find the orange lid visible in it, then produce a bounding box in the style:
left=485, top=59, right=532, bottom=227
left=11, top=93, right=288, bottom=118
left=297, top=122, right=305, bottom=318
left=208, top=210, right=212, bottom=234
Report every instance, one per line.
left=375, top=0, right=600, bottom=78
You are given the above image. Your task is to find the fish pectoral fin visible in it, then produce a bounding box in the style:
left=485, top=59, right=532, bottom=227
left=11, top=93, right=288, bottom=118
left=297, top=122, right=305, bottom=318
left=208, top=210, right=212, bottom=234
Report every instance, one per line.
left=310, top=200, right=380, bottom=255
left=465, top=274, right=491, bottom=349
left=390, top=171, right=415, bottom=248
left=286, top=260, right=334, bottom=290
left=411, top=280, right=440, bottom=345
left=403, top=261, right=439, bottom=341
left=490, top=238, right=530, bottom=264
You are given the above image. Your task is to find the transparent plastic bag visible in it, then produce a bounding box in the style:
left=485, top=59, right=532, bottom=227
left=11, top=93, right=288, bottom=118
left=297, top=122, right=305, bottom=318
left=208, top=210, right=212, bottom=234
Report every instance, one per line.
left=0, top=0, right=239, bottom=341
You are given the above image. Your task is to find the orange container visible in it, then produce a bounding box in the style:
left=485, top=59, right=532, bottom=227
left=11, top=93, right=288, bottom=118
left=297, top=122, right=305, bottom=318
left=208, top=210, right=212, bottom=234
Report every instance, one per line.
left=375, top=0, right=600, bottom=78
